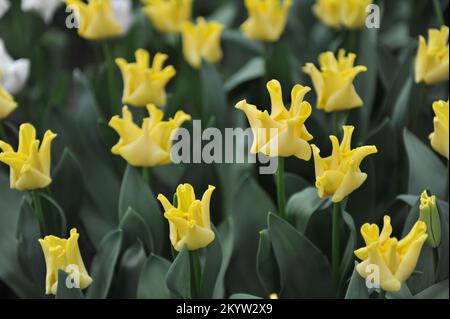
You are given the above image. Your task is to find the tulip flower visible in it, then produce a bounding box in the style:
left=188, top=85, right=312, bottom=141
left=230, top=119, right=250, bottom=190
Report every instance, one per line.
left=181, top=17, right=224, bottom=69
left=355, top=216, right=428, bottom=292
left=303, top=49, right=367, bottom=112
left=0, top=123, right=57, bottom=190
left=65, top=0, right=132, bottom=40
left=109, top=104, right=191, bottom=167
left=429, top=100, right=448, bottom=160
left=39, top=228, right=93, bottom=295
left=419, top=191, right=441, bottom=248
left=157, top=184, right=216, bottom=251
left=313, top=0, right=372, bottom=29
left=415, top=26, right=449, bottom=85
left=0, top=0, right=10, bottom=19
left=240, top=0, right=293, bottom=42
left=0, top=83, right=16, bottom=120
left=0, top=39, right=30, bottom=95
left=235, top=79, right=314, bottom=160
left=116, top=49, right=176, bottom=107
left=141, top=0, right=192, bottom=34
left=21, top=0, right=62, bottom=23
left=311, top=125, right=377, bottom=203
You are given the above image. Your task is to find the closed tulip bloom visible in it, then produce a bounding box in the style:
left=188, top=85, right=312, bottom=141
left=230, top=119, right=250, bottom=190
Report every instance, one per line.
left=313, top=0, right=372, bottom=29
left=157, top=184, right=216, bottom=251
left=109, top=104, right=191, bottom=167
left=303, top=49, right=367, bottom=112
left=311, top=125, right=377, bottom=203
left=0, top=83, right=17, bottom=120
left=65, top=0, right=126, bottom=40
left=39, top=228, right=93, bottom=295
left=419, top=191, right=441, bottom=248
left=0, top=123, right=57, bottom=190
left=235, top=79, right=314, bottom=160
left=429, top=100, right=448, bottom=159
left=240, top=0, right=293, bottom=42
left=415, top=26, right=449, bottom=85
left=354, top=216, right=428, bottom=292
left=141, top=0, right=192, bottom=34
left=181, top=17, right=224, bottom=69
left=116, top=49, right=176, bottom=107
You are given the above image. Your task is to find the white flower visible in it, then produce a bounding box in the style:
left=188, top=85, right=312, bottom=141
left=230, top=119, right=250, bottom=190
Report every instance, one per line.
left=0, top=39, right=30, bottom=94
left=0, top=0, right=10, bottom=19
left=21, top=0, right=62, bottom=24
left=111, top=0, right=134, bottom=34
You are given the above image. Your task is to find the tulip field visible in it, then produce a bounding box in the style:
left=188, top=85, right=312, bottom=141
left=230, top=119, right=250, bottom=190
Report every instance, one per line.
left=0, top=0, right=449, bottom=301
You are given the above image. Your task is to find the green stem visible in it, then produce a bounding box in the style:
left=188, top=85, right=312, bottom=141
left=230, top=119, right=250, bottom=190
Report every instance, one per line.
left=142, top=167, right=150, bottom=186
left=0, top=122, right=7, bottom=142
left=432, top=0, right=445, bottom=26
left=432, top=247, right=440, bottom=274
left=378, top=289, right=386, bottom=299
left=31, top=190, right=47, bottom=236
left=276, top=157, right=286, bottom=220
left=410, top=83, right=427, bottom=134
left=332, top=112, right=340, bottom=137
left=332, top=202, right=341, bottom=288
left=189, top=250, right=202, bottom=299
left=102, top=41, right=119, bottom=114
left=445, top=162, right=449, bottom=202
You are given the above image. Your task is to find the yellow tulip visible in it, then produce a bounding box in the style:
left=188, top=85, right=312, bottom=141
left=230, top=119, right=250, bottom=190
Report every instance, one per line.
left=116, top=49, right=176, bottom=107
left=109, top=104, right=191, bottom=167
left=313, top=0, right=372, bottom=29
left=429, top=100, right=449, bottom=159
left=311, top=125, right=377, bottom=203
left=157, top=184, right=215, bottom=251
left=181, top=17, right=224, bottom=69
left=240, top=0, right=293, bottom=42
left=354, top=216, right=428, bottom=292
left=39, top=228, right=93, bottom=295
left=141, top=0, right=192, bottom=34
left=0, top=123, right=57, bottom=190
left=0, top=83, right=17, bottom=120
left=303, top=49, right=367, bottom=112
left=235, top=79, right=314, bottom=160
left=419, top=191, right=441, bottom=248
left=65, top=0, right=122, bottom=40
left=415, top=26, right=449, bottom=85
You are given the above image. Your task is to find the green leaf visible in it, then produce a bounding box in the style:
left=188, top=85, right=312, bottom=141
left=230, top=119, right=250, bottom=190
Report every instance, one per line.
left=113, top=241, right=147, bottom=299
left=213, top=218, right=234, bottom=299
left=201, top=60, right=228, bottom=128
left=138, top=254, right=171, bottom=299
left=51, top=148, right=84, bottom=225
left=403, top=129, right=447, bottom=199
left=56, top=270, right=85, bottom=299
left=86, top=230, right=123, bottom=299
left=284, top=172, right=310, bottom=200
left=0, top=172, right=40, bottom=298
left=269, top=213, right=334, bottom=298
left=257, top=229, right=280, bottom=296
left=119, top=207, right=153, bottom=253
left=414, top=280, right=449, bottom=299
left=226, top=176, right=276, bottom=296
left=340, top=211, right=357, bottom=286
left=392, top=78, right=413, bottom=130
left=119, top=165, right=165, bottom=254
left=200, top=226, right=223, bottom=298
left=436, top=200, right=449, bottom=282
left=286, top=187, right=330, bottom=233
left=344, top=262, right=370, bottom=299
left=166, top=246, right=191, bottom=299
left=16, top=196, right=46, bottom=290
left=387, top=283, right=413, bottom=299
left=224, top=57, right=265, bottom=92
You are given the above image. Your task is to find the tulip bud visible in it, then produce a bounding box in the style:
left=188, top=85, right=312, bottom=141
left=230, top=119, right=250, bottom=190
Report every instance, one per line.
left=419, top=191, right=441, bottom=248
